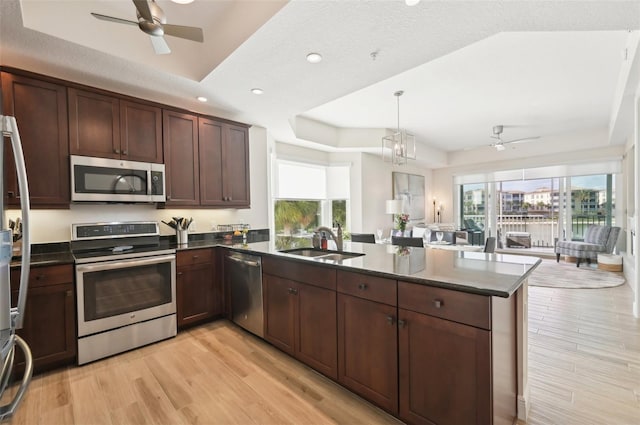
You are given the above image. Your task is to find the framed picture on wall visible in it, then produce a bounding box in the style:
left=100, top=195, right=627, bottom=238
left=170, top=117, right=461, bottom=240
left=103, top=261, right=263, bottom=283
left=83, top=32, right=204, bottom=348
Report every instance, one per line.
left=392, top=172, right=425, bottom=221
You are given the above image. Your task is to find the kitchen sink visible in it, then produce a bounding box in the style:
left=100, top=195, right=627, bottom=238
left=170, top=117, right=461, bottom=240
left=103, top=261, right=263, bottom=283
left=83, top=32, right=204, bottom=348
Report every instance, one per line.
left=280, top=248, right=365, bottom=262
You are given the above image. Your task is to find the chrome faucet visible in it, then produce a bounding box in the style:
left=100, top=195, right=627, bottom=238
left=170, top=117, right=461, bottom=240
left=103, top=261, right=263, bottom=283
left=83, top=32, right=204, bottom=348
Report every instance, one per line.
left=316, top=226, right=343, bottom=251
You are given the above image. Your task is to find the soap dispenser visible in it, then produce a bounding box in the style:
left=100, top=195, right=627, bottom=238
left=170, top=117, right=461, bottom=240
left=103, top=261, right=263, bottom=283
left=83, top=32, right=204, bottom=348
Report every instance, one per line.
left=321, top=232, right=328, bottom=250
left=312, top=232, right=320, bottom=249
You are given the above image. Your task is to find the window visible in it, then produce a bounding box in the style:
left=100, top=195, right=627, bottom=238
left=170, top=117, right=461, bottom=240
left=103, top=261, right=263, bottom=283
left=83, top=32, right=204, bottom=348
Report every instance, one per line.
left=273, top=160, right=350, bottom=248
left=460, top=183, right=486, bottom=229
left=458, top=174, right=615, bottom=248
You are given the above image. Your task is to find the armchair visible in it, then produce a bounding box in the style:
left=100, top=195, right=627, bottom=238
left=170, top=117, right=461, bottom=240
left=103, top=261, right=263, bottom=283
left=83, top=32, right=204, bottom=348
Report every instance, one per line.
left=555, top=225, right=621, bottom=267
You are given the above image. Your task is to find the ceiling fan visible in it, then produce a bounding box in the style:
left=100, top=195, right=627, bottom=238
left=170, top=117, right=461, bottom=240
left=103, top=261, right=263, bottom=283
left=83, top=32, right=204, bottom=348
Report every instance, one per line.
left=489, top=125, right=540, bottom=151
left=91, top=0, right=204, bottom=55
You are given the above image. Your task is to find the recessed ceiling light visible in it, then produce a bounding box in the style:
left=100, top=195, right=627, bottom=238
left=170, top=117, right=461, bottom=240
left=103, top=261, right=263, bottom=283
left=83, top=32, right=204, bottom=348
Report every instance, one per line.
left=306, top=52, right=323, bottom=64
left=251, top=88, right=264, bottom=95
left=171, top=0, right=194, bottom=4
left=405, top=0, right=421, bottom=5
left=196, top=96, right=207, bottom=102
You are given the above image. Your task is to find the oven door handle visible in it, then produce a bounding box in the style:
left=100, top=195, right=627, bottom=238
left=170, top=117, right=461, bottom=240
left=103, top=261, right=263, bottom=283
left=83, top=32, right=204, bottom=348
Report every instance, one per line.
left=76, top=254, right=176, bottom=273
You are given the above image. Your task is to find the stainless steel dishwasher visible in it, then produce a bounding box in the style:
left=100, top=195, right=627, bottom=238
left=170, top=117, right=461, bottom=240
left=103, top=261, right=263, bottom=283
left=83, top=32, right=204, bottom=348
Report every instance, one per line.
left=225, top=252, right=263, bottom=337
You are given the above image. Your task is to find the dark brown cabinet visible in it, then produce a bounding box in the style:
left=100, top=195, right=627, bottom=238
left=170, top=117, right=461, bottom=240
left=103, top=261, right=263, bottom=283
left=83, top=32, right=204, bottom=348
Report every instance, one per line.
left=68, top=88, right=162, bottom=163
left=10, top=264, right=76, bottom=372
left=198, top=117, right=250, bottom=207
left=119, top=100, right=163, bottom=163
left=1, top=72, right=70, bottom=208
left=336, top=270, right=399, bottom=414
left=163, top=110, right=200, bottom=206
left=398, top=309, right=491, bottom=425
left=176, top=248, right=221, bottom=329
left=263, top=257, right=337, bottom=379
left=337, top=293, right=398, bottom=414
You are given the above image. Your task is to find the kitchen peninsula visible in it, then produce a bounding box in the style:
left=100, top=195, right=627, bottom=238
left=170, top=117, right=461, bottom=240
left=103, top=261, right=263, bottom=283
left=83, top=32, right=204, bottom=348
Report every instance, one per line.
left=14, top=236, right=538, bottom=425
left=234, top=240, right=539, bottom=425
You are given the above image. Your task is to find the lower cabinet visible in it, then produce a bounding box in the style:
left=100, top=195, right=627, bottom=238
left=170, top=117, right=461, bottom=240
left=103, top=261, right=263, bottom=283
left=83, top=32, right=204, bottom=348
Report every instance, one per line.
left=262, top=257, right=338, bottom=379
left=398, top=308, right=491, bottom=425
left=264, top=273, right=337, bottom=379
left=10, top=264, right=76, bottom=372
left=259, top=258, right=516, bottom=425
left=337, top=293, right=398, bottom=414
left=176, top=248, right=222, bottom=329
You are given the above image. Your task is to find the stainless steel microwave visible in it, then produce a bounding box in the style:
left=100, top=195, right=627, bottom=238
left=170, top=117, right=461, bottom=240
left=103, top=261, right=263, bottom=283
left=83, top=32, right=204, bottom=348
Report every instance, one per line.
left=71, top=155, right=166, bottom=203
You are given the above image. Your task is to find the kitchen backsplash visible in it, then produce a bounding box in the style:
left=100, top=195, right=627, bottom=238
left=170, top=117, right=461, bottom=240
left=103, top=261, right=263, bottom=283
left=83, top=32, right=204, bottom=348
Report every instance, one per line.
left=6, top=203, right=269, bottom=243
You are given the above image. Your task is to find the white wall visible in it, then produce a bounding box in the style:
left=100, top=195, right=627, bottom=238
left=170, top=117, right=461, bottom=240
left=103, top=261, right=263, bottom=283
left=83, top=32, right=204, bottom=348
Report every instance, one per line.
left=9, top=126, right=270, bottom=243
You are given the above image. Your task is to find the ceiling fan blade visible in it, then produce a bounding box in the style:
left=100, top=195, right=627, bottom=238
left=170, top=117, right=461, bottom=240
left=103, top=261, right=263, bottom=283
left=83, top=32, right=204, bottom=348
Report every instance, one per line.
left=163, top=24, right=204, bottom=42
left=91, top=13, right=138, bottom=26
left=149, top=36, right=171, bottom=54
left=504, top=136, right=541, bottom=145
left=133, top=0, right=154, bottom=22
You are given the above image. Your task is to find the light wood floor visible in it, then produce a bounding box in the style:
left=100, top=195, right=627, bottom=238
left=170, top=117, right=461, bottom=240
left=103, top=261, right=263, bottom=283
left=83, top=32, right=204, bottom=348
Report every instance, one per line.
left=522, top=282, right=640, bottom=425
left=4, top=282, right=640, bottom=425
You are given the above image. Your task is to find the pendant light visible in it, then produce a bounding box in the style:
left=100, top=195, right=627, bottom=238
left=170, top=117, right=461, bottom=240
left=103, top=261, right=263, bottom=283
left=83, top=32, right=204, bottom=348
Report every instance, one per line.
left=382, top=90, right=416, bottom=165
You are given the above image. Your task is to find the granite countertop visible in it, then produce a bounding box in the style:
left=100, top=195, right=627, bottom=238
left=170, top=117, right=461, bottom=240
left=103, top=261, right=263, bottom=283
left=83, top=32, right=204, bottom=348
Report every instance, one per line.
left=11, top=230, right=540, bottom=298
left=226, top=240, right=541, bottom=298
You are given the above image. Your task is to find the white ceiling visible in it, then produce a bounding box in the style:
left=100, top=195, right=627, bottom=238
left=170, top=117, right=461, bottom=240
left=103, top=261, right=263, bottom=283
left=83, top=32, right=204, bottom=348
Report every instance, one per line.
left=1, top=0, right=640, bottom=167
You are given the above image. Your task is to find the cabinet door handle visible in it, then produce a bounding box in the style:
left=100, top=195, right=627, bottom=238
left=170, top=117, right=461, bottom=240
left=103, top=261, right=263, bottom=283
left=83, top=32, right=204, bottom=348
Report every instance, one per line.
left=358, top=283, right=367, bottom=290
left=177, top=271, right=183, bottom=276
left=122, top=150, right=128, bottom=155
left=433, top=299, right=443, bottom=309
left=114, top=148, right=120, bottom=154
left=288, top=288, right=298, bottom=295
left=167, top=195, right=171, bottom=201
left=7, top=191, right=14, bottom=198
left=66, top=290, right=72, bottom=297
left=192, top=255, right=199, bottom=259
left=386, top=315, right=395, bottom=325
left=398, top=319, right=406, bottom=328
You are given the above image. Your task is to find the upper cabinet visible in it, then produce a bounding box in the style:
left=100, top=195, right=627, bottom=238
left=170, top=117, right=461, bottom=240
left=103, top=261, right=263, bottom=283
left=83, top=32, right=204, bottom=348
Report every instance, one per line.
left=165, top=114, right=250, bottom=208
left=199, top=118, right=250, bottom=207
left=1, top=72, right=70, bottom=208
left=1, top=68, right=251, bottom=210
left=68, top=88, right=163, bottom=163
left=163, top=110, right=200, bottom=206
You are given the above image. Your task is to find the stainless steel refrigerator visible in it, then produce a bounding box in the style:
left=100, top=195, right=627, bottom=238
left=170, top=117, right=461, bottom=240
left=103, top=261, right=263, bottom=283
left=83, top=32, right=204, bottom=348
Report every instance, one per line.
left=0, top=115, right=33, bottom=419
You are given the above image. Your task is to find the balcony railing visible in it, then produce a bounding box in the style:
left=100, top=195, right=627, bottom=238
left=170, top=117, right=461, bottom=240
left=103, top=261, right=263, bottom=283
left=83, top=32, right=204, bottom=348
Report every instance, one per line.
left=463, top=214, right=611, bottom=248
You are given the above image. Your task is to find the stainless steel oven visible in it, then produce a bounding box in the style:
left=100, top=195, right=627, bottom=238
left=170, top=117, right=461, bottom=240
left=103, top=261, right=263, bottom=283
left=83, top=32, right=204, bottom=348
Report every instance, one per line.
left=72, top=222, right=176, bottom=365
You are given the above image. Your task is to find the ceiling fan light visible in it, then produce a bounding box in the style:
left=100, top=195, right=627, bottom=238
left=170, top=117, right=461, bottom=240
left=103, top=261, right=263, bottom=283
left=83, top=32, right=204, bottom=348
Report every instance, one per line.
left=251, top=88, right=264, bottom=95
left=196, top=96, right=207, bottom=102
left=495, top=144, right=506, bottom=151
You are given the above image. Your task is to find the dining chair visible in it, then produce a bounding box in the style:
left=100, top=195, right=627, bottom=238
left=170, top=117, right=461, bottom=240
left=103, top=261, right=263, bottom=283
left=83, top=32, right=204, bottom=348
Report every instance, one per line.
left=391, top=236, right=424, bottom=247
left=411, top=227, right=426, bottom=238
left=429, top=231, right=457, bottom=245
left=483, top=237, right=497, bottom=253
left=351, top=233, right=376, bottom=243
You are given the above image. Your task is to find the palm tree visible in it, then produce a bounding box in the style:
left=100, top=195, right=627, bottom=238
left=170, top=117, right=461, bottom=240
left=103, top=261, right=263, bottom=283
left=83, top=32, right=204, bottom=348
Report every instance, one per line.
left=573, top=190, right=591, bottom=214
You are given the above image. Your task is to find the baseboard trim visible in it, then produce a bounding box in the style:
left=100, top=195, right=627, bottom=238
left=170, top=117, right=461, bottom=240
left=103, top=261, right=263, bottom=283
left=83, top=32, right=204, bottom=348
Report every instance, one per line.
left=517, top=386, right=530, bottom=422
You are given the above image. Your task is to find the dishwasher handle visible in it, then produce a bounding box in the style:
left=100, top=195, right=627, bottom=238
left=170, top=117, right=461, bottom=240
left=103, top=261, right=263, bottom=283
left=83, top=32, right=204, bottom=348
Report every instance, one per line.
left=226, top=255, right=260, bottom=268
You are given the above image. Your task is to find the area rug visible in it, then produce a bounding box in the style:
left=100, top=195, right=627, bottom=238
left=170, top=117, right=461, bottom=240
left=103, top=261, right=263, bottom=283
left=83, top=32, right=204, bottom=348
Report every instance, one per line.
left=528, top=259, right=626, bottom=289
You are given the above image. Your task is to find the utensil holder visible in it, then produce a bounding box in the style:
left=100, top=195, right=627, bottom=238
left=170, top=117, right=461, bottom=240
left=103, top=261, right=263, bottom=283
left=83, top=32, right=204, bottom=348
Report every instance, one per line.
left=177, top=229, right=189, bottom=245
